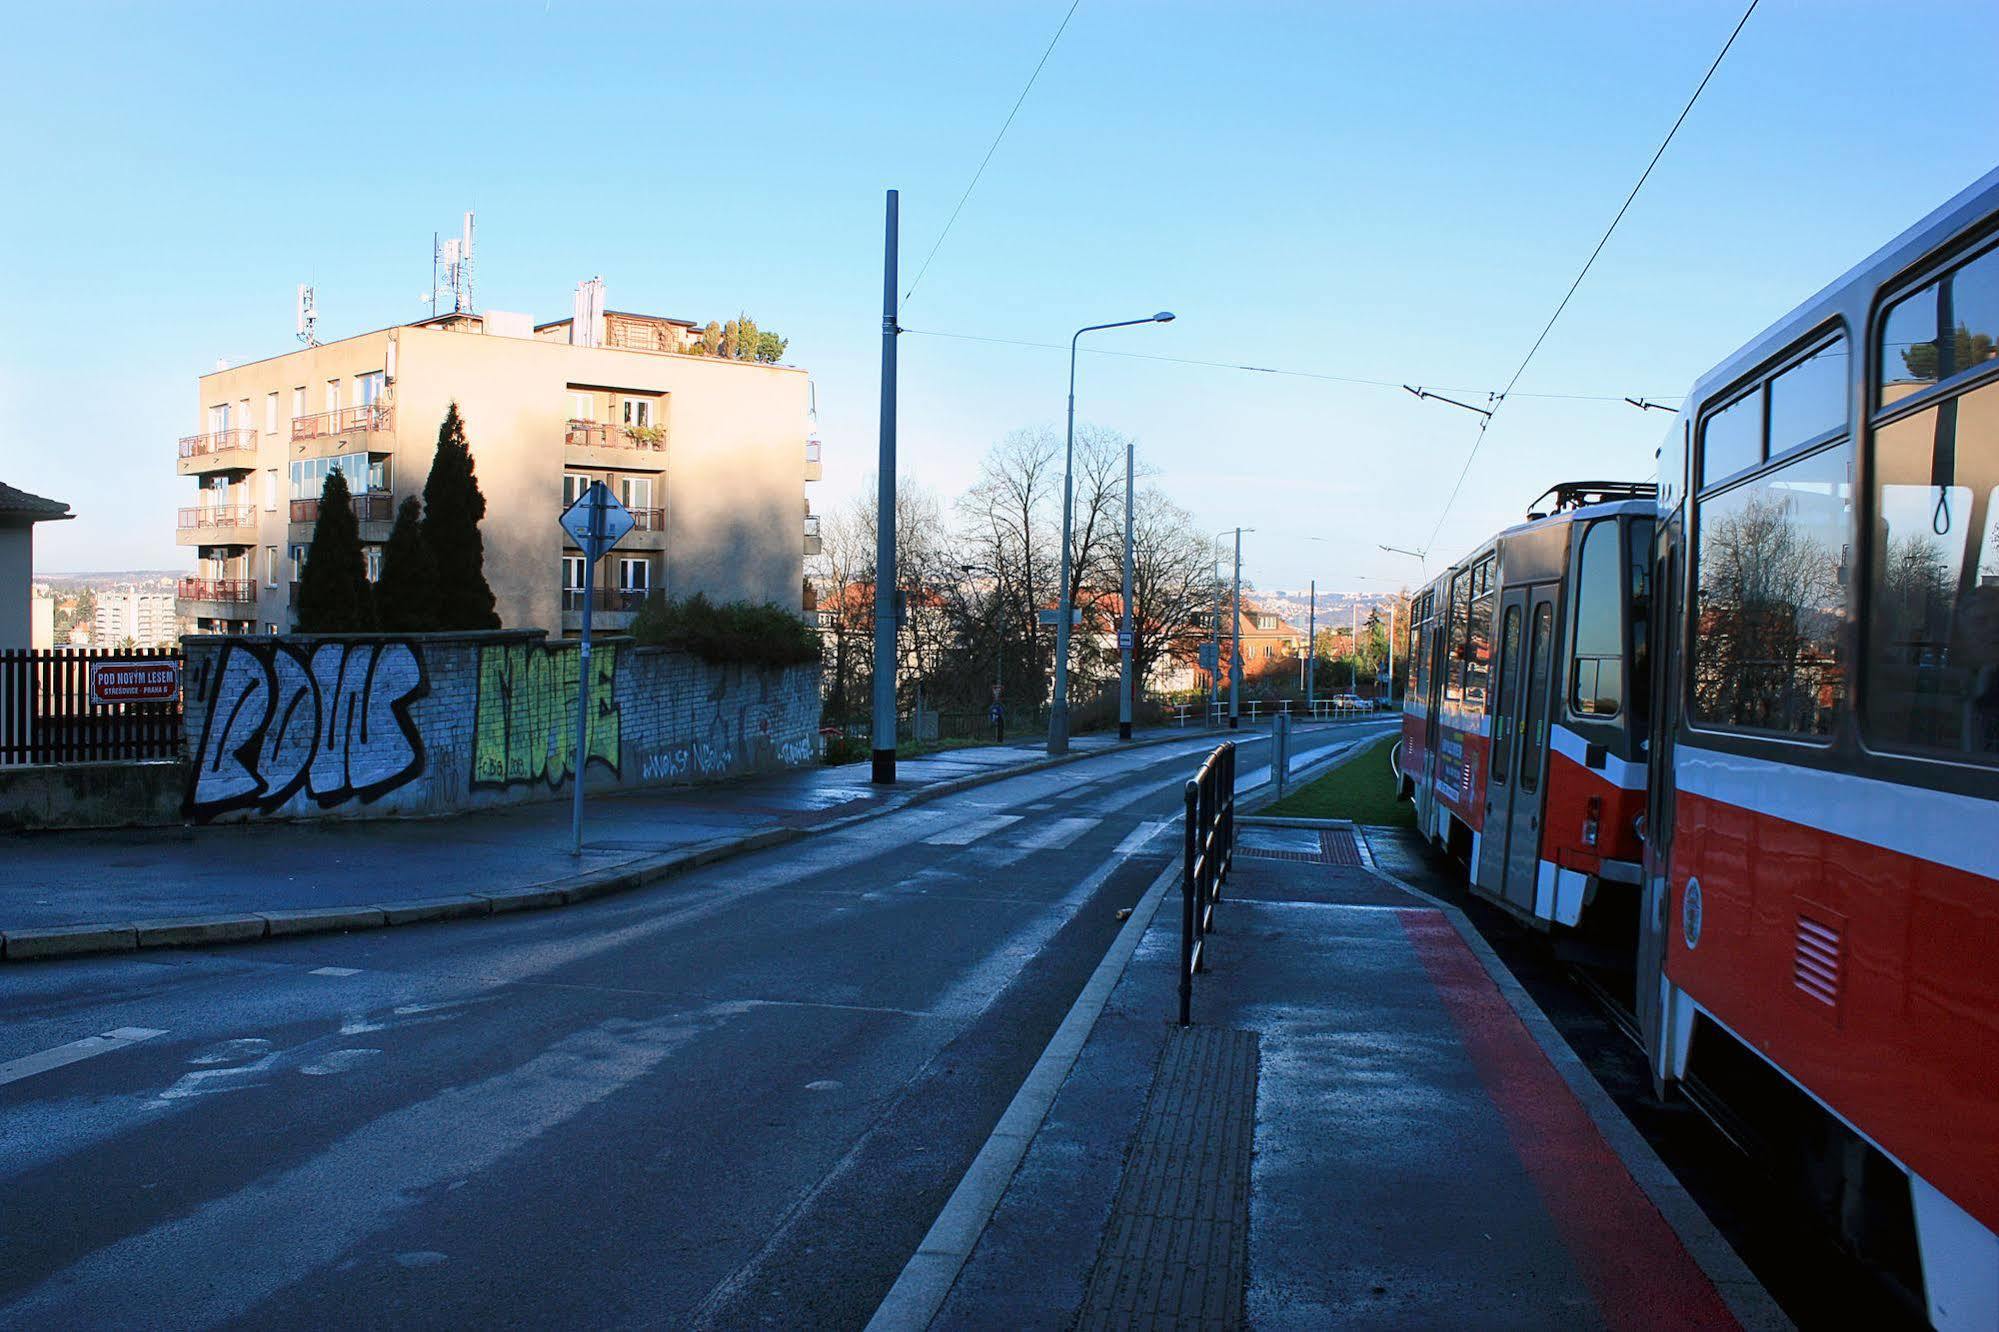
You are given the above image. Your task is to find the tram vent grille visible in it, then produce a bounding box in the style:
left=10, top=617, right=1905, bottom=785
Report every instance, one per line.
left=1793, top=915, right=1842, bottom=1007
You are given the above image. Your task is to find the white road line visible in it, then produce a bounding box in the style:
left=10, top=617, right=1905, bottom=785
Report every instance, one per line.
left=1009, top=816, right=1100, bottom=852
left=309, top=967, right=361, bottom=977
left=1113, top=821, right=1170, bottom=856
left=0, top=1027, right=167, bottom=1088
left=922, top=814, right=1023, bottom=846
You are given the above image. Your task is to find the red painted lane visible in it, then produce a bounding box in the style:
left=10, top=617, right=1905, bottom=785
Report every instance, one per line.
left=1397, top=909, right=1740, bottom=1331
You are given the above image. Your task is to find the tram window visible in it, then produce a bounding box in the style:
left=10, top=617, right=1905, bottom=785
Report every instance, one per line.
left=1767, top=336, right=1849, bottom=455
left=1629, top=517, right=1654, bottom=733
left=1570, top=519, right=1624, bottom=716
left=1690, top=441, right=1853, bottom=736
left=1700, top=390, right=1763, bottom=489
left=1466, top=559, right=1495, bottom=711
left=1520, top=603, right=1553, bottom=793
left=1864, top=377, right=1999, bottom=764
left=1446, top=570, right=1471, bottom=702
left=1492, top=605, right=1523, bottom=784
left=1878, top=245, right=1999, bottom=402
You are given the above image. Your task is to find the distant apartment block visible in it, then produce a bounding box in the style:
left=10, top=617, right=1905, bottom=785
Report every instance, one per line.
left=178, top=298, right=822, bottom=636
left=93, top=588, right=178, bottom=649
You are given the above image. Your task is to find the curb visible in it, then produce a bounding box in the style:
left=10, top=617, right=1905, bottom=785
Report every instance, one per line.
left=861, top=722, right=1394, bottom=1330
left=0, top=718, right=1392, bottom=965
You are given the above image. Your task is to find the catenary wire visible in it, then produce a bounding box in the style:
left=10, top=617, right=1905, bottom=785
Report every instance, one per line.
left=1423, top=0, right=1760, bottom=553
left=901, top=0, right=1084, bottom=306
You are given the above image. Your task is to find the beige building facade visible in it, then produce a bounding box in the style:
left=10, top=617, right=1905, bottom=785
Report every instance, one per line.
left=178, top=309, right=820, bottom=636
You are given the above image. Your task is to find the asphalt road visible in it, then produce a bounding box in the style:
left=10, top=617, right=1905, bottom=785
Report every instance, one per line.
left=0, top=723, right=1393, bottom=1329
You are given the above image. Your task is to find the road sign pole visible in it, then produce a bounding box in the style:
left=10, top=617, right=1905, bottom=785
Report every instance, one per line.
left=872, top=189, right=900, bottom=784
left=571, top=494, right=604, bottom=856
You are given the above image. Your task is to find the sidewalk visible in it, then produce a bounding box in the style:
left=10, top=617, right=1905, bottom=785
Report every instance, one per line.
left=906, top=821, right=1787, bottom=1331
left=0, top=717, right=1394, bottom=961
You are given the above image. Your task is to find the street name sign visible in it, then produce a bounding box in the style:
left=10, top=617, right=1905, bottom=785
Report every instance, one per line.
left=90, top=659, right=180, bottom=705
left=1037, top=609, right=1084, bottom=627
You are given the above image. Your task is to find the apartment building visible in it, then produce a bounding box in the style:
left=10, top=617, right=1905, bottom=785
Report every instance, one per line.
left=178, top=302, right=821, bottom=636
left=93, top=588, right=179, bottom=649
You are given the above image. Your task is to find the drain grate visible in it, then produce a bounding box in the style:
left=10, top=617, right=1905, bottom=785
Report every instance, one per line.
left=1320, top=828, right=1363, bottom=866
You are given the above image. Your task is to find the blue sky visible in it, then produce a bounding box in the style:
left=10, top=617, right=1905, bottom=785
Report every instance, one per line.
left=3, top=2, right=1994, bottom=593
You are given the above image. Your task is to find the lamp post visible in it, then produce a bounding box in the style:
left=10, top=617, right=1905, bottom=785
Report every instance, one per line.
left=1050, top=311, right=1175, bottom=755
left=1379, top=543, right=1427, bottom=581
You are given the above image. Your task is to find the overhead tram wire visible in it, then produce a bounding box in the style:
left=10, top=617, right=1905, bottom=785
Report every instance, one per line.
left=900, top=0, right=1084, bottom=307
left=898, top=326, right=1677, bottom=404
left=1421, top=0, right=1761, bottom=554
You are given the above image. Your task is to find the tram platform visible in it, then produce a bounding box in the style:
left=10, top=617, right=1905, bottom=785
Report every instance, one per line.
left=914, top=822, right=1789, bottom=1330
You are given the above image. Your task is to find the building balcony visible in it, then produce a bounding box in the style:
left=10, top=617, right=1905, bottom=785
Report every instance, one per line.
left=177, top=576, right=258, bottom=609
left=805, top=435, right=823, bottom=482
left=291, top=403, right=393, bottom=444
left=290, top=490, right=395, bottom=542
left=561, top=585, right=647, bottom=633
left=177, top=504, right=259, bottom=546
left=564, top=419, right=667, bottom=468
left=804, top=512, right=822, bottom=557
left=177, top=428, right=259, bottom=475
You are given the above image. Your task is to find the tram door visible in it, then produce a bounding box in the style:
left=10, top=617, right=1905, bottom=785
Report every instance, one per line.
left=1486, top=584, right=1557, bottom=912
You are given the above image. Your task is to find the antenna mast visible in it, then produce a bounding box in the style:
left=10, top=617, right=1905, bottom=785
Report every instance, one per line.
left=430, top=210, right=477, bottom=316
left=296, top=284, right=318, bottom=346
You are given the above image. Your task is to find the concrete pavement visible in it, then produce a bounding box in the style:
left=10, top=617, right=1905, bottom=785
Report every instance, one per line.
left=0, top=717, right=1398, bottom=961
left=919, top=808, right=1788, bottom=1330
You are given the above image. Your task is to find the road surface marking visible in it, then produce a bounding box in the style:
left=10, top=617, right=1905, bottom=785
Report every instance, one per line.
left=309, top=966, right=361, bottom=977
left=1009, top=816, right=1099, bottom=852
left=922, top=813, right=1022, bottom=846
left=1113, top=821, right=1170, bottom=856
left=0, top=1027, right=166, bottom=1088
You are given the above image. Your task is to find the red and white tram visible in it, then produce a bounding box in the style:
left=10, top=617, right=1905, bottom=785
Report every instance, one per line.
left=1400, top=480, right=1655, bottom=931
left=1398, top=166, right=1999, bottom=1327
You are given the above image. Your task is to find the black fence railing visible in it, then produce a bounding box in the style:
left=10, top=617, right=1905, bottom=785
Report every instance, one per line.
left=1179, top=740, right=1236, bottom=1025
left=0, top=647, right=185, bottom=766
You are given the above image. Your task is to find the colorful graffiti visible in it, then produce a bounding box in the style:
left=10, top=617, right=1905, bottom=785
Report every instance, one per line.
left=187, top=640, right=428, bottom=819
left=471, top=641, right=621, bottom=789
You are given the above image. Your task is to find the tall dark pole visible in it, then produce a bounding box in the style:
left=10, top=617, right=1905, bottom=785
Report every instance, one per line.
left=871, top=190, right=900, bottom=784
left=1117, top=436, right=1134, bottom=741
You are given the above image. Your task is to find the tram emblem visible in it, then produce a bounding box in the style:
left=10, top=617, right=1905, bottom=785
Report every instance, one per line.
left=1682, top=877, right=1703, bottom=951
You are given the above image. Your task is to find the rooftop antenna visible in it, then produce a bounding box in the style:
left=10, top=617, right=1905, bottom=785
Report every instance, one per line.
left=430, top=211, right=477, bottom=316
left=296, top=284, right=319, bottom=347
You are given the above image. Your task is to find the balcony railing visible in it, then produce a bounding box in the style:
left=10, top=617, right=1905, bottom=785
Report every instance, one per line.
left=290, top=491, right=394, bottom=525
left=179, top=428, right=258, bottom=459
left=565, top=419, right=666, bottom=452
left=178, top=505, right=258, bottom=530
left=291, top=403, right=393, bottom=441
left=803, top=513, right=822, bottom=539
left=178, top=577, right=257, bottom=604
left=629, top=506, right=664, bottom=531
left=562, top=587, right=651, bottom=613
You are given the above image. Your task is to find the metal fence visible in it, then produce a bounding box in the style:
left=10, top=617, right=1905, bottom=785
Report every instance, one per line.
left=1179, top=740, right=1236, bottom=1025
left=0, top=647, right=184, bottom=766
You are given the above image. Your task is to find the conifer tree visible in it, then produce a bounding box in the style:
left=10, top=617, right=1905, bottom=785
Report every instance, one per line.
left=295, top=469, right=376, bottom=633
left=374, top=495, right=440, bottom=632
left=421, top=402, right=500, bottom=629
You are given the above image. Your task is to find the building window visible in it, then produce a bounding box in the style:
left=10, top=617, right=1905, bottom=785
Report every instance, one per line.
left=617, top=475, right=653, bottom=511
left=1569, top=519, right=1624, bottom=717
left=325, top=379, right=341, bottom=414
left=265, top=468, right=279, bottom=512
left=290, top=545, right=307, bottom=581
left=265, top=546, right=279, bottom=587
left=621, top=397, right=652, bottom=429
left=1690, top=441, right=1852, bottom=736
left=1864, top=375, right=1999, bottom=764
left=209, top=403, right=230, bottom=434
left=363, top=546, right=382, bottom=582
left=563, top=473, right=593, bottom=506
left=266, top=392, right=279, bottom=435
left=618, top=557, right=650, bottom=593
left=570, top=391, right=595, bottom=421
left=292, top=386, right=306, bottom=421
left=356, top=371, right=383, bottom=407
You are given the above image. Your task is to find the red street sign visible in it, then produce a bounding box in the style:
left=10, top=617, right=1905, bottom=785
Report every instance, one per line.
left=90, top=659, right=181, bottom=705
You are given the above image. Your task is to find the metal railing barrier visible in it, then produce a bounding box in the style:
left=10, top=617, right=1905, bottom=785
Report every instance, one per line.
left=1179, top=740, right=1236, bottom=1026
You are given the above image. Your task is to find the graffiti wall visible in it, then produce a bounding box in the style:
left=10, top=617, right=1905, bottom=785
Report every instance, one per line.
left=181, top=631, right=819, bottom=823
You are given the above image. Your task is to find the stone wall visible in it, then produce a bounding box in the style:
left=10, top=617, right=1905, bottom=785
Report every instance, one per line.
left=180, top=630, right=820, bottom=824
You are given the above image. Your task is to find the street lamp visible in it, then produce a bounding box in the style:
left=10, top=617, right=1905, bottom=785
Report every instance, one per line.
left=1379, top=543, right=1427, bottom=581
left=1050, top=311, right=1175, bottom=755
